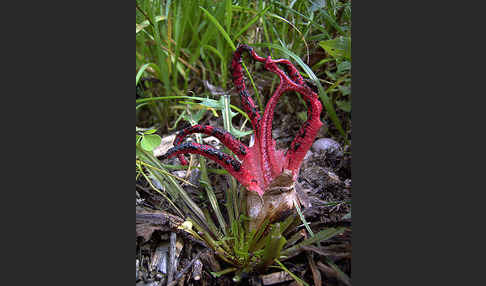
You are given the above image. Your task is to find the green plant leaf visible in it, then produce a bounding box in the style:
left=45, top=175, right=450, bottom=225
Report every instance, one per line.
left=197, top=96, right=253, bottom=138
left=338, top=85, right=351, bottom=96
left=210, top=267, right=238, bottom=278
left=336, top=100, right=351, bottom=113
left=259, top=223, right=287, bottom=270
left=337, top=61, right=351, bottom=75
left=319, top=37, right=351, bottom=60
left=140, top=134, right=162, bottom=152
left=199, top=7, right=236, bottom=50
left=294, top=197, right=314, bottom=236
left=275, top=259, right=310, bottom=286
left=181, top=108, right=207, bottom=124
left=297, top=111, right=307, bottom=122
left=136, top=102, right=149, bottom=110
left=224, top=0, right=232, bottom=31
left=281, top=227, right=346, bottom=257
left=136, top=15, right=167, bottom=34
left=143, top=128, right=157, bottom=135
left=234, top=6, right=271, bottom=40
left=136, top=63, right=159, bottom=86
left=135, top=96, right=250, bottom=121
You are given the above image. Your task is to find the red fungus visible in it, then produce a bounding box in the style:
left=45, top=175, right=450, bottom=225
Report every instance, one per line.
left=161, top=44, right=323, bottom=199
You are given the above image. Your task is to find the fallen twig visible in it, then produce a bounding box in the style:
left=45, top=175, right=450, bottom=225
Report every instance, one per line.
left=316, top=261, right=351, bottom=286
left=167, top=251, right=205, bottom=286
left=167, top=232, right=177, bottom=284
left=306, top=252, right=322, bottom=286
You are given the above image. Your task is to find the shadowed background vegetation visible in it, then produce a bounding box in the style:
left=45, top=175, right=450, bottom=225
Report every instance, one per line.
left=136, top=0, right=351, bottom=142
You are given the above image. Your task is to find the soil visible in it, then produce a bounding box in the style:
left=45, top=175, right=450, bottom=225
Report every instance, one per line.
left=136, top=81, right=352, bottom=286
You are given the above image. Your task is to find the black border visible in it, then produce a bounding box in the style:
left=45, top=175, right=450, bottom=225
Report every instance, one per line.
left=3, top=1, right=134, bottom=284
left=4, top=1, right=485, bottom=285
left=353, top=1, right=484, bottom=285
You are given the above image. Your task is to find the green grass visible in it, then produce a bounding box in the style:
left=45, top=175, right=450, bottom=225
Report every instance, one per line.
left=136, top=0, right=351, bottom=140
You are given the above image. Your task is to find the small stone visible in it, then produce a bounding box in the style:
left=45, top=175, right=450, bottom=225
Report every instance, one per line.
left=311, top=138, right=343, bottom=157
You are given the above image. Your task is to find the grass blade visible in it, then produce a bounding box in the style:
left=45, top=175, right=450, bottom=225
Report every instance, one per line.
left=199, top=7, right=236, bottom=50
left=281, top=227, right=346, bottom=257
left=275, top=259, right=310, bottom=286
left=294, top=199, right=313, bottom=236
left=259, top=223, right=287, bottom=270
left=234, top=6, right=271, bottom=40
left=136, top=63, right=159, bottom=86
left=135, top=95, right=251, bottom=121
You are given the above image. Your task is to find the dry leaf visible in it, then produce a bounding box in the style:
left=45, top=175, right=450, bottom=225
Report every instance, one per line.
left=153, top=134, right=176, bottom=157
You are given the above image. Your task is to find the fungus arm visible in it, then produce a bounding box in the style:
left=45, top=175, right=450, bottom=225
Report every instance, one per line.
left=173, top=125, right=248, bottom=165
left=230, top=44, right=264, bottom=133
left=161, top=142, right=263, bottom=196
